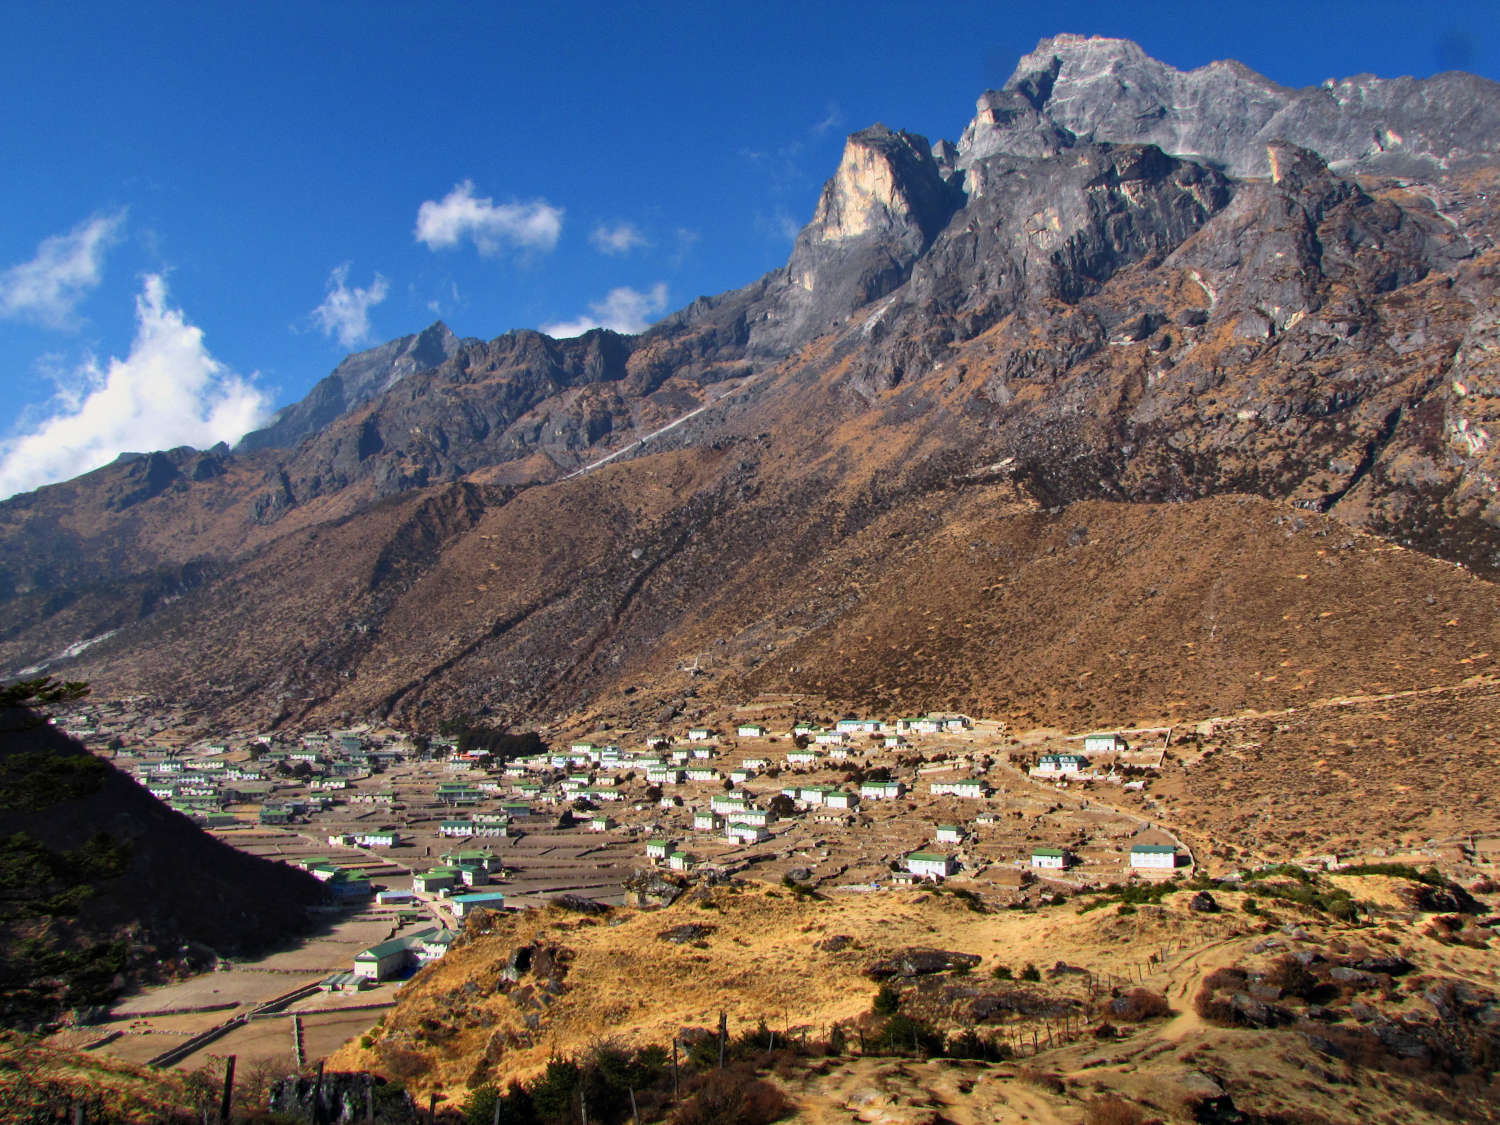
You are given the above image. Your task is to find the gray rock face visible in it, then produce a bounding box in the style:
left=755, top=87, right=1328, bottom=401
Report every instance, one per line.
left=238, top=321, right=463, bottom=453
left=960, top=34, right=1500, bottom=178
left=866, top=948, right=982, bottom=978
left=751, top=125, right=962, bottom=355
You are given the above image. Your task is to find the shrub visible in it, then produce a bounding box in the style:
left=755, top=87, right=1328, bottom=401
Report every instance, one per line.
left=1107, top=988, right=1171, bottom=1022
left=377, top=1045, right=430, bottom=1083
left=872, top=984, right=901, bottom=1015
left=827, top=1022, right=847, bottom=1055
left=1263, top=954, right=1321, bottom=1001
left=945, top=1027, right=1010, bottom=1061
left=1192, top=985, right=1239, bottom=1027
left=673, top=1066, right=787, bottom=1125
left=1020, top=963, right=1041, bottom=982
left=1016, top=1067, right=1065, bottom=1095
left=462, top=1082, right=538, bottom=1125
left=528, top=1057, right=582, bottom=1123
left=874, top=1013, right=945, bottom=1058
left=1083, top=1095, right=1149, bottom=1125
left=991, top=964, right=1014, bottom=980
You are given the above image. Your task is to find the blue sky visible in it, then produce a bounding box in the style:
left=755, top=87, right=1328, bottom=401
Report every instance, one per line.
left=1, top=0, right=1496, bottom=498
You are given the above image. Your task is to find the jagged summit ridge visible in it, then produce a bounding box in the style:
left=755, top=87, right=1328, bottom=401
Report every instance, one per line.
left=238, top=321, right=464, bottom=453
left=954, top=33, right=1500, bottom=177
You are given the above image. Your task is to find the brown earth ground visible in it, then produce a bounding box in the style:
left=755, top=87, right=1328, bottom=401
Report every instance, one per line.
left=329, top=875, right=1500, bottom=1123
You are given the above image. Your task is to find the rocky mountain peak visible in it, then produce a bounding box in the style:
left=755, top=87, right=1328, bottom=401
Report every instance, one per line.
left=804, top=125, right=953, bottom=246
left=963, top=33, right=1500, bottom=178
left=749, top=125, right=962, bottom=354
left=238, top=320, right=464, bottom=453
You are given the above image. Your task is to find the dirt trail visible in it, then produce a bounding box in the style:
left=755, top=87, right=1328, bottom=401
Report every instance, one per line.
left=784, top=1056, right=1075, bottom=1124
left=1151, top=938, right=1245, bottom=1043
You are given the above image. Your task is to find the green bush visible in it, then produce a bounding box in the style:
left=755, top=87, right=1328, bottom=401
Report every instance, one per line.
left=873, top=1013, right=945, bottom=1057
left=0, top=750, right=108, bottom=811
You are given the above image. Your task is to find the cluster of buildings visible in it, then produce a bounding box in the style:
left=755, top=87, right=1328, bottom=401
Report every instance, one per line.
left=119, top=728, right=414, bottom=830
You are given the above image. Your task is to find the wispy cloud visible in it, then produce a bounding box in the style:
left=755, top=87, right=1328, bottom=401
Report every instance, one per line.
left=542, top=283, right=670, bottom=338
left=755, top=210, right=805, bottom=243
left=668, top=227, right=700, bottom=269
left=414, top=180, right=563, bottom=256
left=311, top=263, right=389, bottom=348
left=0, top=210, right=126, bottom=328
left=811, top=101, right=844, bottom=136
left=0, top=274, right=270, bottom=499
left=589, top=222, right=649, bottom=255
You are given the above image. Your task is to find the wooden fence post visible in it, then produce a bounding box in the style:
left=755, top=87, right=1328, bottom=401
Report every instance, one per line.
left=218, top=1055, right=236, bottom=1125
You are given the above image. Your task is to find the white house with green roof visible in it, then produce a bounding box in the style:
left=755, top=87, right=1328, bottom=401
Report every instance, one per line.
left=929, top=779, right=988, bottom=799
left=726, top=807, right=772, bottom=827
left=1031, top=846, right=1070, bottom=869
left=441, top=849, right=504, bottom=873
left=414, top=868, right=458, bottom=894
left=726, top=823, right=770, bottom=844
left=1129, top=843, right=1178, bottom=870
left=905, top=851, right=957, bottom=880
left=1033, top=753, right=1089, bottom=777
left=354, top=933, right=431, bottom=981
left=935, top=824, right=964, bottom=845
left=450, top=891, right=507, bottom=919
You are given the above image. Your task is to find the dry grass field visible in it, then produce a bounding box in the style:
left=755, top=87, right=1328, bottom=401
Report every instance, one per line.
left=330, top=871, right=1500, bottom=1122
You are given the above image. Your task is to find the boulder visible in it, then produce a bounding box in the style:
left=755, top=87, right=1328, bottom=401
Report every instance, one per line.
left=866, top=948, right=982, bottom=979
left=658, top=923, right=717, bottom=944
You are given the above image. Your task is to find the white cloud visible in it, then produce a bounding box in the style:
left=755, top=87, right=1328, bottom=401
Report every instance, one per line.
left=589, top=222, right=648, bottom=255
left=311, top=263, right=389, bottom=348
left=542, top=283, right=670, bottom=338
left=0, top=210, right=125, bottom=328
left=414, top=180, right=563, bottom=256
left=0, top=274, right=271, bottom=499
left=812, top=102, right=844, bottom=136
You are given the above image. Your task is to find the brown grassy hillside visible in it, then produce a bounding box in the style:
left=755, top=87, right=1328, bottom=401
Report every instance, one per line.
left=333, top=874, right=1500, bottom=1123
